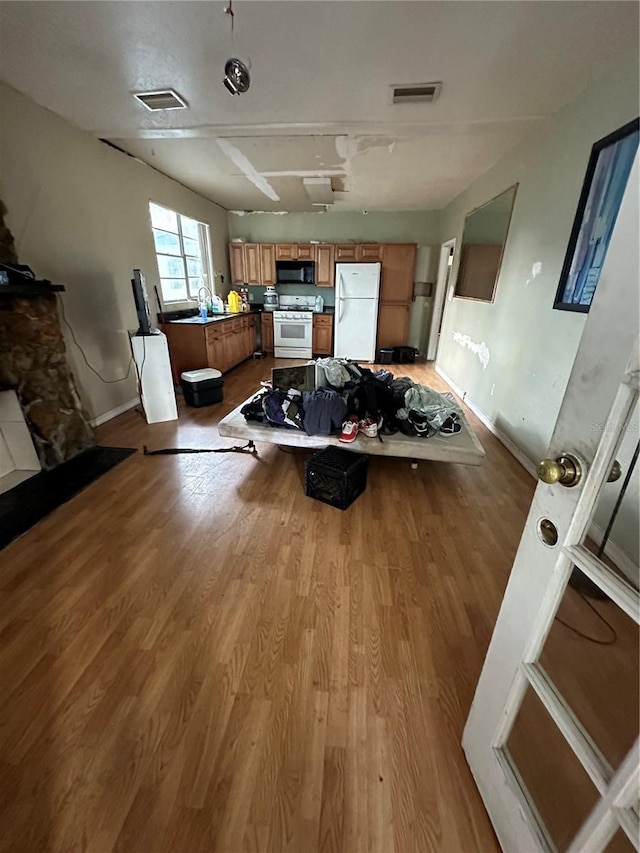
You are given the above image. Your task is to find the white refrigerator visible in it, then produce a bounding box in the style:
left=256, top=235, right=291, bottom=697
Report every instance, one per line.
left=334, top=262, right=381, bottom=362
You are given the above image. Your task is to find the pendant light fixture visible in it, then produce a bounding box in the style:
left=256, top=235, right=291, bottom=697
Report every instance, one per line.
left=223, top=1, right=251, bottom=96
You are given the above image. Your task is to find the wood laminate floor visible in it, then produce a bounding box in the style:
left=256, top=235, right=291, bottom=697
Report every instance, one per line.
left=0, top=359, right=536, bottom=852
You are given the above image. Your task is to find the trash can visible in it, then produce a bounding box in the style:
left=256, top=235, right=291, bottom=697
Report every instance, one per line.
left=181, top=368, right=224, bottom=407
left=378, top=348, right=394, bottom=364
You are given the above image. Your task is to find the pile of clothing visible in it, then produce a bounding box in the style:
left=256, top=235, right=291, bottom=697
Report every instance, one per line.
left=241, top=358, right=463, bottom=442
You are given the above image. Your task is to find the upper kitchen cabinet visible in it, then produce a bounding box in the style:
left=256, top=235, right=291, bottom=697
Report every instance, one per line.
left=335, top=244, right=359, bottom=262
left=315, top=244, right=335, bottom=287
left=295, top=244, right=316, bottom=261
left=359, top=244, right=384, bottom=262
left=275, top=244, right=297, bottom=261
left=275, top=243, right=316, bottom=261
left=229, top=242, right=263, bottom=285
left=244, top=244, right=261, bottom=285
left=259, top=244, right=276, bottom=286
left=379, top=244, right=417, bottom=304
left=229, top=243, right=246, bottom=285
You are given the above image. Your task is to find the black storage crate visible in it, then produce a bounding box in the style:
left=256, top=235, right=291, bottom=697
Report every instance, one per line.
left=378, top=348, right=394, bottom=364
left=393, top=345, right=418, bottom=364
left=305, top=447, right=368, bottom=510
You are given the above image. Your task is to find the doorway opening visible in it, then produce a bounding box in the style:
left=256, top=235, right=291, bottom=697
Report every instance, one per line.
left=426, top=238, right=456, bottom=361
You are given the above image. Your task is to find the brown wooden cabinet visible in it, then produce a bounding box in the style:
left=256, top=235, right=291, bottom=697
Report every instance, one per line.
left=312, top=314, right=333, bottom=355
left=335, top=244, right=359, bottom=262
left=275, top=243, right=297, bottom=261
left=163, top=314, right=257, bottom=383
left=379, top=243, right=417, bottom=304
left=229, top=243, right=246, bottom=285
left=244, top=244, right=261, bottom=285
left=259, top=244, right=276, bottom=286
left=376, top=304, right=411, bottom=350
left=295, top=244, right=316, bottom=261
left=359, top=244, right=384, bottom=262
left=315, top=244, right=335, bottom=287
left=261, top=312, right=274, bottom=354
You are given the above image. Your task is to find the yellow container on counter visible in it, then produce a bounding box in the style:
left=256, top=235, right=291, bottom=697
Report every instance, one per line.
left=228, top=291, right=242, bottom=313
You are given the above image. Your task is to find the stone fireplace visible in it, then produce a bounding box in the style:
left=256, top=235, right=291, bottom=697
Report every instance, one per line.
left=0, top=199, right=94, bottom=482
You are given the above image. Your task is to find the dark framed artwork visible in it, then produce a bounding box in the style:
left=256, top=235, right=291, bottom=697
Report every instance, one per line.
left=554, top=117, right=639, bottom=312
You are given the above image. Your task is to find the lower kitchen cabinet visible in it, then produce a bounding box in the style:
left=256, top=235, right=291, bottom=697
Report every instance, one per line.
left=376, top=303, right=410, bottom=351
left=162, top=314, right=257, bottom=384
left=313, top=314, right=333, bottom=355
left=261, top=312, right=274, bottom=354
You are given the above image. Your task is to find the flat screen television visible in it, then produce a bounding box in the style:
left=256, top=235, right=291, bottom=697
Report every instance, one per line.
left=131, top=268, right=153, bottom=335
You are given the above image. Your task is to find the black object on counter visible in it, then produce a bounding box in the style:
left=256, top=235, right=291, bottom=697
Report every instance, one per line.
left=305, top=447, right=368, bottom=510
left=392, top=346, right=418, bottom=364
left=181, top=368, right=224, bottom=407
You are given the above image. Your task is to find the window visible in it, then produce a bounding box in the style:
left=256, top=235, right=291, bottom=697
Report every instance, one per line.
left=149, top=202, right=214, bottom=303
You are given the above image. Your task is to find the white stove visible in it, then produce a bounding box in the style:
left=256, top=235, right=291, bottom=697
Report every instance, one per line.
left=273, top=297, right=315, bottom=358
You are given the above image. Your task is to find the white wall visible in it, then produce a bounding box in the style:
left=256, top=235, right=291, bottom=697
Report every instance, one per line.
left=0, top=82, right=229, bottom=422
left=435, top=49, right=639, bottom=573
left=436, top=49, right=639, bottom=467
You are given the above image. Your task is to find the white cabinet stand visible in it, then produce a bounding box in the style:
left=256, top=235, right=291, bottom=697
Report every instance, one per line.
left=129, top=331, right=178, bottom=424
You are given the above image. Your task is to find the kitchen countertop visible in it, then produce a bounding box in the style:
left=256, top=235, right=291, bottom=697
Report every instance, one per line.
left=167, top=310, right=262, bottom=325
left=167, top=308, right=334, bottom=325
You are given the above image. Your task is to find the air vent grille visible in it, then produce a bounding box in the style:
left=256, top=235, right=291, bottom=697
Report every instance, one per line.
left=391, top=82, right=441, bottom=104
left=133, top=90, right=188, bottom=111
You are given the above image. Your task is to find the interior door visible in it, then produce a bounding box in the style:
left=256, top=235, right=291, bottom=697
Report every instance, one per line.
left=463, top=155, right=639, bottom=851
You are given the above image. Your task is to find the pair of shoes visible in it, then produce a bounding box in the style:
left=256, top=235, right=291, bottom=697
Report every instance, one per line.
left=339, top=416, right=359, bottom=443
left=358, top=417, right=379, bottom=438
left=439, top=415, right=462, bottom=436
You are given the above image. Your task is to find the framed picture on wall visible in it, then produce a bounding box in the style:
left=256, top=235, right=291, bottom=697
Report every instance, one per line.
left=554, top=117, right=639, bottom=313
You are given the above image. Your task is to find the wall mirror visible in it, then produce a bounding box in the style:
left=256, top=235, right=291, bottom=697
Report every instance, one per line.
left=454, top=184, right=517, bottom=302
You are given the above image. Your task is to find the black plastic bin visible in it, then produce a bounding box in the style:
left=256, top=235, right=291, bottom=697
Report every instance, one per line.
left=392, top=345, right=418, bottom=364
left=181, top=368, right=224, bottom=407
left=378, top=348, right=394, bottom=364
left=305, top=447, right=368, bottom=510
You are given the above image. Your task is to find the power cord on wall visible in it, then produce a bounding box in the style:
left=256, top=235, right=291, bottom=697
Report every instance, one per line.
left=57, top=293, right=134, bottom=384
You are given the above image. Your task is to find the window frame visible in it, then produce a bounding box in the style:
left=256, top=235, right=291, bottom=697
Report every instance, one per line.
left=149, top=202, right=215, bottom=304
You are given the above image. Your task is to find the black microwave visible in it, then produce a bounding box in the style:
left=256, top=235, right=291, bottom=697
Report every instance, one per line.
left=275, top=260, right=315, bottom=284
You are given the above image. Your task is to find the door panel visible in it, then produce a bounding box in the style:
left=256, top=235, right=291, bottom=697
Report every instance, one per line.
left=275, top=243, right=296, bottom=261
left=335, top=244, right=359, bottom=262
left=259, top=244, right=276, bottom=286
left=376, top=304, right=409, bottom=349
left=244, top=244, right=261, bottom=285
left=379, top=244, right=416, bottom=304
left=506, top=686, right=601, bottom=851
left=334, top=298, right=377, bottom=361
left=315, top=244, right=335, bottom=287
left=229, top=243, right=245, bottom=285
left=463, top=155, right=639, bottom=852
left=295, top=244, right=315, bottom=261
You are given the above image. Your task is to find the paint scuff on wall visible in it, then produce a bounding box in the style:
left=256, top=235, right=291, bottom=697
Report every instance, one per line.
left=452, top=331, right=491, bottom=369
left=526, top=261, right=543, bottom=286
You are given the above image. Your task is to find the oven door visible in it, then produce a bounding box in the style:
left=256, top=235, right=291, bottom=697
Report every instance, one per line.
left=274, top=318, right=312, bottom=354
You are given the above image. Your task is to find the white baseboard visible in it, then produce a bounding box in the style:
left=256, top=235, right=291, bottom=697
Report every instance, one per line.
left=91, top=397, right=139, bottom=427
left=435, top=364, right=638, bottom=584
left=435, top=364, right=537, bottom=477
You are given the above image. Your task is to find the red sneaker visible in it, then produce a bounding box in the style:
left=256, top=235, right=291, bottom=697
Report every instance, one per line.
left=339, top=417, right=359, bottom=443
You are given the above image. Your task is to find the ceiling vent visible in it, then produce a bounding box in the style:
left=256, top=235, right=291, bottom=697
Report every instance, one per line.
left=390, top=82, right=441, bottom=104
left=133, top=90, right=188, bottom=111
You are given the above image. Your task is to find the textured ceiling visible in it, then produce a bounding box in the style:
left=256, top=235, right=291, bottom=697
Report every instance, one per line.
left=0, top=1, right=637, bottom=211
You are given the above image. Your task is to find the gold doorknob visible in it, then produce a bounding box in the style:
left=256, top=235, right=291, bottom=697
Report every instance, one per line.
left=537, top=454, right=582, bottom=487
left=608, top=460, right=622, bottom=483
